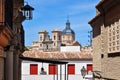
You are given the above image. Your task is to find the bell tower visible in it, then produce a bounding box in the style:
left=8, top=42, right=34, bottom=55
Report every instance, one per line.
left=52, top=29, right=61, bottom=51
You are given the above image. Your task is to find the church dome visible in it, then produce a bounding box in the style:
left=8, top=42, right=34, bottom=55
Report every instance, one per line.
left=62, top=19, right=75, bottom=35
left=62, top=28, right=75, bottom=35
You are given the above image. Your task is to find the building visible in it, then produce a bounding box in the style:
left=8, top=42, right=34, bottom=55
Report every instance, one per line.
left=21, top=51, right=93, bottom=80
left=31, top=19, right=79, bottom=52
left=0, top=0, right=34, bottom=80
left=61, top=19, right=75, bottom=46
left=0, top=0, right=25, bottom=80
left=89, top=0, right=120, bottom=80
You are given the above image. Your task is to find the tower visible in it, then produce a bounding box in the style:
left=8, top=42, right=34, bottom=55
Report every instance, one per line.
left=61, top=18, right=75, bottom=46
left=38, top=30, right=52, bottom=51
left=52, top=29, right=61, bottom=51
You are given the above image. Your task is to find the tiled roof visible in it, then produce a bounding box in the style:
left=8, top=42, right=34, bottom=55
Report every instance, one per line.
left=23, top=51, right=92, bottom=60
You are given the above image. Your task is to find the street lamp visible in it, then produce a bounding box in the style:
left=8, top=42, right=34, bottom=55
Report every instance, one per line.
left=21, top=3, right=34, bottom=20
left=81, top=66, right=86, bottom=79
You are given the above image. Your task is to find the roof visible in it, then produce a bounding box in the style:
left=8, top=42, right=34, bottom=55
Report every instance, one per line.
left=52, top=29, right=61, bottom=32
left=62, top=19, right=75, bottom=35
left=72, top=41, right=82, bottom=46
left=62, top=28, right=75, bottom=35
left=38, top=30, right=48, bottom=33
left=19, top=56, right=68, bottom=64
left=22, top=51, right=92, bottom=60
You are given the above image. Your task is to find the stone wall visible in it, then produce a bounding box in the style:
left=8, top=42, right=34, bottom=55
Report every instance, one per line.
left=89, top=0, right=120, bottom=80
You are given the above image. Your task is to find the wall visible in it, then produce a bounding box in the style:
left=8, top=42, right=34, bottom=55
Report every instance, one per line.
left=22, top=60, right=92, bottom=80
left=60, top=46, right=80, bottom=52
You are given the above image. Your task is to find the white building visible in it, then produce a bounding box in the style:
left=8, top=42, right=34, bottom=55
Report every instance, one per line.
left=60, top=46, right=81, bottom=52
left=21, top=51, right=93, bottom=80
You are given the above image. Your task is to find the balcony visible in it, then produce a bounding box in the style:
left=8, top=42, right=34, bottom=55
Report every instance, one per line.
left=0, top=22, right=13, bottom=48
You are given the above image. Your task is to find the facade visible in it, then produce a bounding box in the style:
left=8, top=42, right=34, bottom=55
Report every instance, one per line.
left=32, top=19, right=77, bottom=52
left=89, top=0, right=120, bottom=80
left=22, top=51, right=93, bottom=80
left=0, top=0, right=28, bottom=80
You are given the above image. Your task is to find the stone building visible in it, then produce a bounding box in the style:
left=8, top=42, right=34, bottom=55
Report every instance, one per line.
left=89, top=0, right=120, bottom=80
left=0, top=0, right=32, bottom=80
left=32, top=19, right=78, bottom=52
left=61, top=19, right=75, bottom=45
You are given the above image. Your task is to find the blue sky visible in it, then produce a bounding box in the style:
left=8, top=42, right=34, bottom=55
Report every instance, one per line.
left=22, top=0, right=99, bottom=47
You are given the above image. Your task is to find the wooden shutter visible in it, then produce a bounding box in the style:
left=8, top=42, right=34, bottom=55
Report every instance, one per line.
left=87, top=64, right=92, bottom=74
left=30, top=64, right=38, bottom=75
left=49, top=64, right=57, bottom=75
left=68, top=64, right=75, bottom=75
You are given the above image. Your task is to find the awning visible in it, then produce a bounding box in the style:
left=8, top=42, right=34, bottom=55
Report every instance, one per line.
left=19, top=56, right=68, bottom=64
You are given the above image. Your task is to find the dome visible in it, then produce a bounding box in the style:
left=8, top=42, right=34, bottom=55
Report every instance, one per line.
left=62, top=19, right=75, bottom=35
left=62, top=28, right=75, bottom=35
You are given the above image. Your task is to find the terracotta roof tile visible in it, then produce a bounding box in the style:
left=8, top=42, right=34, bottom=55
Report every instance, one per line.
left=50, top=52, right=65, bottom=59
left=23, top=51, right=92, bottom=59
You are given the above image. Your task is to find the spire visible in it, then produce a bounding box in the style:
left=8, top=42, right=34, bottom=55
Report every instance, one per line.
left=67, top=15, right=69, bottom=22
left=66, top=15, right=70, bottom=29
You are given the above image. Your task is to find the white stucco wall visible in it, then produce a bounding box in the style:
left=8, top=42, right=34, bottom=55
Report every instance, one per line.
left=21, top=60, right=92, bottom=80
left=60, top=46, right=80, bottom=52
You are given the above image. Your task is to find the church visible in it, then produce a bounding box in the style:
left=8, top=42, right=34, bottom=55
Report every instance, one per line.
left=22, top=19, right=93, bottom=80
left=31, top=19, right=81, bottom=52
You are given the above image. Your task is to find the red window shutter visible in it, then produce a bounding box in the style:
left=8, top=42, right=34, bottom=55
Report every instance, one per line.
left=49, top=64, right=57, bottom=75
left=87, top=64, right=92, bottom=74
left=68, top=64, right=75, bottom=75
left=30, top=64, right=38, bottom=75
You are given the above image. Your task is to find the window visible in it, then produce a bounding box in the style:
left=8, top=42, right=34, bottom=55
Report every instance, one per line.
left=113, top=27, right=115, bottom=30
left=117, top=35, right=119, bottom=39
left=54, top=43, right=55, bottom=46
left=49, top=64, right=57, bottom=75
left=117, top=41, right=119, bottom=45
left=109, top=48, right=111, bottom=51
left=87, top=64, right=92, bottom=74
left=113, top=36, right=115, bottom=40
left=46, top=45, right=48, bottom=49
left=40, top=44, right=42, bottom=47
left=116, top=30, right=119, bottom=34
left=40, top=36, right=42, bottom=41
left=108, top=21, right=120, bottom=53
left=30, top=64, right=38, bottom=75
left=117, top=46, right=119, bottom=50
left=54, top=36, right=56, bottom=40
left=113, top=47, right=115, bottom=51
left=109, top=43, right=111, bottom=46
left=113, top=42, right=115, bottom=46
left=59, top=35, right=61, bottom=40
left=68, top=64, right=75, bottom=75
